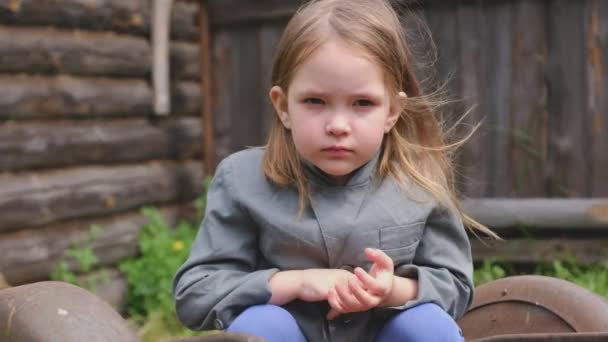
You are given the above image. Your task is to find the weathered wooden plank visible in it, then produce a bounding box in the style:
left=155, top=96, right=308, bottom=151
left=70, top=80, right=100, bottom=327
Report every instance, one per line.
left=545, top=0, right=590, bottom=197
left=233, top=27, right=264, bottom=151
left=212, top=28, right=264, bottom=160
left=0, top=205, right=196, bottom=285
left=463, top=198, right=608, bottom=229
left=457, top=4, right=486, bottom=197
left=206, top=0, right=444, bottom=26
left=208, top=0, right=300, bottom=26
left=0, top=117, right=201, bottom=171
left=0, top=26, right=200, bottom=79
left=257, top=23, right=285, bottom=139
left=0, top=160, right=203, bottom=232
left=587, top=0, right=608, bottom=196
left=509, top=0, right=548, bottom=197
left=0, top=75, right=200, bottom=119
left=478, top=2, right=512, bottom=197
left=212, top=30, right=233, bottom=161
left=199, top=4, right=216, bottom=175
left=423, top=3, right=461, bottom=128
left=472, top=238, right=608, bottom=264
left=0, top=0, right=199, bottom=41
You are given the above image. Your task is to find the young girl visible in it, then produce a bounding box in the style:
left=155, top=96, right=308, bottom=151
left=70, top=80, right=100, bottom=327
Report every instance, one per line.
left=174, top=0, right=492, bottom=341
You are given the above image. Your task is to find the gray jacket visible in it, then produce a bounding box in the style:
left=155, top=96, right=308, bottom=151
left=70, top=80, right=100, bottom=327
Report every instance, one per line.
left=173, top=148, right=473, bottom=342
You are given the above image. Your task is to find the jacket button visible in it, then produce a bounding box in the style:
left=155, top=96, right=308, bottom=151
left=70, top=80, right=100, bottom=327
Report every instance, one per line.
left=340, top=265, right=354, bottom=273
left=214, top=318, right=225, bottom=330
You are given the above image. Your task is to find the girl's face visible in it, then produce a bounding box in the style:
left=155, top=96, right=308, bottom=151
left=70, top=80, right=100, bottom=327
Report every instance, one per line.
left=270, top=40, right=400, bottom=184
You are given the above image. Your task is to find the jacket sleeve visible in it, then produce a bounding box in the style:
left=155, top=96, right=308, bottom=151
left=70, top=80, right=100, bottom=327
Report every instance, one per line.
left=393, top=204, right=474, bottom=319
left=172, top=157, right=278, bottom=331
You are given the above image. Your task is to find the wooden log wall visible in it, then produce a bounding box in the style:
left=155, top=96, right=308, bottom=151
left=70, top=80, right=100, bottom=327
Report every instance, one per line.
left=0, top=0, right=205, bottom=302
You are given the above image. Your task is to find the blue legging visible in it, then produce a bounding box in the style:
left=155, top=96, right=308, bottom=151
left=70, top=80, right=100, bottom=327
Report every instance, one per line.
left=227, top=303, right=463, bottom=341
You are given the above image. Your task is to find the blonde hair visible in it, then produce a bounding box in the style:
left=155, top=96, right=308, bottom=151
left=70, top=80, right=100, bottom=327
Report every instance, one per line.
left=263, top=0, right=497, bottom=238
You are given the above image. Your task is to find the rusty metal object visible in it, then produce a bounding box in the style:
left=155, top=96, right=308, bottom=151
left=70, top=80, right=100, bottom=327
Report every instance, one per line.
left=0, top=281, right=137, bottom=342
left=458, top=275, right=608, bottom=341
left=473, top=332, right=608, bottom=341
left=171, top=332, right=265, bottom=341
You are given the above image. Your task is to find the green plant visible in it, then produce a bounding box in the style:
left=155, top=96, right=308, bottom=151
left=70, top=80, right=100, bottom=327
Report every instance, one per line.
left=118, top=207, right=199, bottom=338
left=119, top=178, right=214, bottom=341
left=536, top=259, right=608, bottom=299
left=51, top=225, right=109, bottom=292
left=473, top=259, right=506, bottom=286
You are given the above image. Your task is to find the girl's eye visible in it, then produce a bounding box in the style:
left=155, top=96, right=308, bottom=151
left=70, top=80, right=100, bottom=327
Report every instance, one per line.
left=303, top=98, right=325, bottom=105
left=354, top=99, right=374, bottom=107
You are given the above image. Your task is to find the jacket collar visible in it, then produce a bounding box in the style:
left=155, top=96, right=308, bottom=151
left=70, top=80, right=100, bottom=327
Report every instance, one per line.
left=302, top=149, right=381, bottom=188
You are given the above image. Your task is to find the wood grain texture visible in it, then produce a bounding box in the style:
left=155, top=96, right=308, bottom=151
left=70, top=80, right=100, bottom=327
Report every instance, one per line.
left=463, top=198, right=608, bottom=229
left=0, top=0, right=199, bottom=41
left=545, top=0, right=590, bottom=197
left=509, top=0, right=548, bottom=197
left=0, top=117, right=201, bottom=171
left=0, top=75, right=200, bottom=118
left=471, top=238, right=608, bottom=264
left=587, top=0, right=608, bottom=196
left=0, top=205, right=196, bottom=285
left=0, top=160, right=203, bottom=232
left=457, top=3, right=486, bottom=197
left=257, top=23, right=285, bottom=137
left=478, top=1, right=512, bottom=196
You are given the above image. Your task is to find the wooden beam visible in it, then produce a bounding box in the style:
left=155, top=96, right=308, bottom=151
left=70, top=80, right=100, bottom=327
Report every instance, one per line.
left=0, top=26, right=200, bottom=80
left=0, top=118, right=201, bottom=171
left=205, top=0, right=456, bottom=26
left=152, top=0, right=174, bottom=115
left=462, top=198, right=608, bottom=229
left=0, top=0, right=199, bottom=41
left=0, top=161, right=203, bottom=232
left=199, top=1, right=216, bottom=175
left=471, top=238, right=608, bottom=264
left=0, top=75, right=200, bottom=119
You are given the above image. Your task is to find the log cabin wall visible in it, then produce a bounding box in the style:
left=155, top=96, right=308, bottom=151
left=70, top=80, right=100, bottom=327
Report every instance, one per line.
left=208, top=0, right=608, bottom=199
left=0, top=0, right=204, bottom=303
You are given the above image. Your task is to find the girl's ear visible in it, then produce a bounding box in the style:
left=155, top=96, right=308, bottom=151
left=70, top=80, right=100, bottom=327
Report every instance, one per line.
left=385, top=100, right=402, bottom=133
left=385, top=91, right=407, bottom=133
left=269, top=86, right=291, bottom=129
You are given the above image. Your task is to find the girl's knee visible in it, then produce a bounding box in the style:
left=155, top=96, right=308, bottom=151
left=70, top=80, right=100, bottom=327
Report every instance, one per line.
left=228, top=305, right=306, bottom=342
left=376, top=303, right=463, bottom=342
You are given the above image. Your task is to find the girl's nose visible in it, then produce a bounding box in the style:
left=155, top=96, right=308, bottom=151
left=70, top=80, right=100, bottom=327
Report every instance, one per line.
left=325, top=113, right=351, bottom=136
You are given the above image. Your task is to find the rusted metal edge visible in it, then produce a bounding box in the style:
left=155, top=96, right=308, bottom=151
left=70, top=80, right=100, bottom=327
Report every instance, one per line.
left=473, top=332, right=608, bottom=342
left=469, top=275, right=608, bottom=332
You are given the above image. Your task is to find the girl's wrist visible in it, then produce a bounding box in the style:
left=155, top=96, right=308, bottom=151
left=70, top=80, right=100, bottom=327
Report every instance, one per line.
left=380, top=275, right=418, bottom=307
left=268, top=270, right=304, bottom=305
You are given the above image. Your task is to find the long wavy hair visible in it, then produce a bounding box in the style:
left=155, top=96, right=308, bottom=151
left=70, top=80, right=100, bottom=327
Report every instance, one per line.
left=262, top=0, right=496, bottom=237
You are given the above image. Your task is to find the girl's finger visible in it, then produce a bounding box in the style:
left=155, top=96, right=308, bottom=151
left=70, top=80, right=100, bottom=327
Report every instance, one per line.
left=348, top=278, right=378, bottom=308
left=327, top=308, right=340, bottom=320
left=354, top=267, right=386, bottom=295
left=335, top=279, right=361, bottom=310
left=327, top=287, right=345, bottom=314
left=364, top=248, right=394, bottom=270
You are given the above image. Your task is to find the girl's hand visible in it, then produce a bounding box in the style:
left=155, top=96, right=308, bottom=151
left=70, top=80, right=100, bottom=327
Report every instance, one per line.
left=326, top=248, right=394, bottom=319
left=297, top=268, right=354, bottom=302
